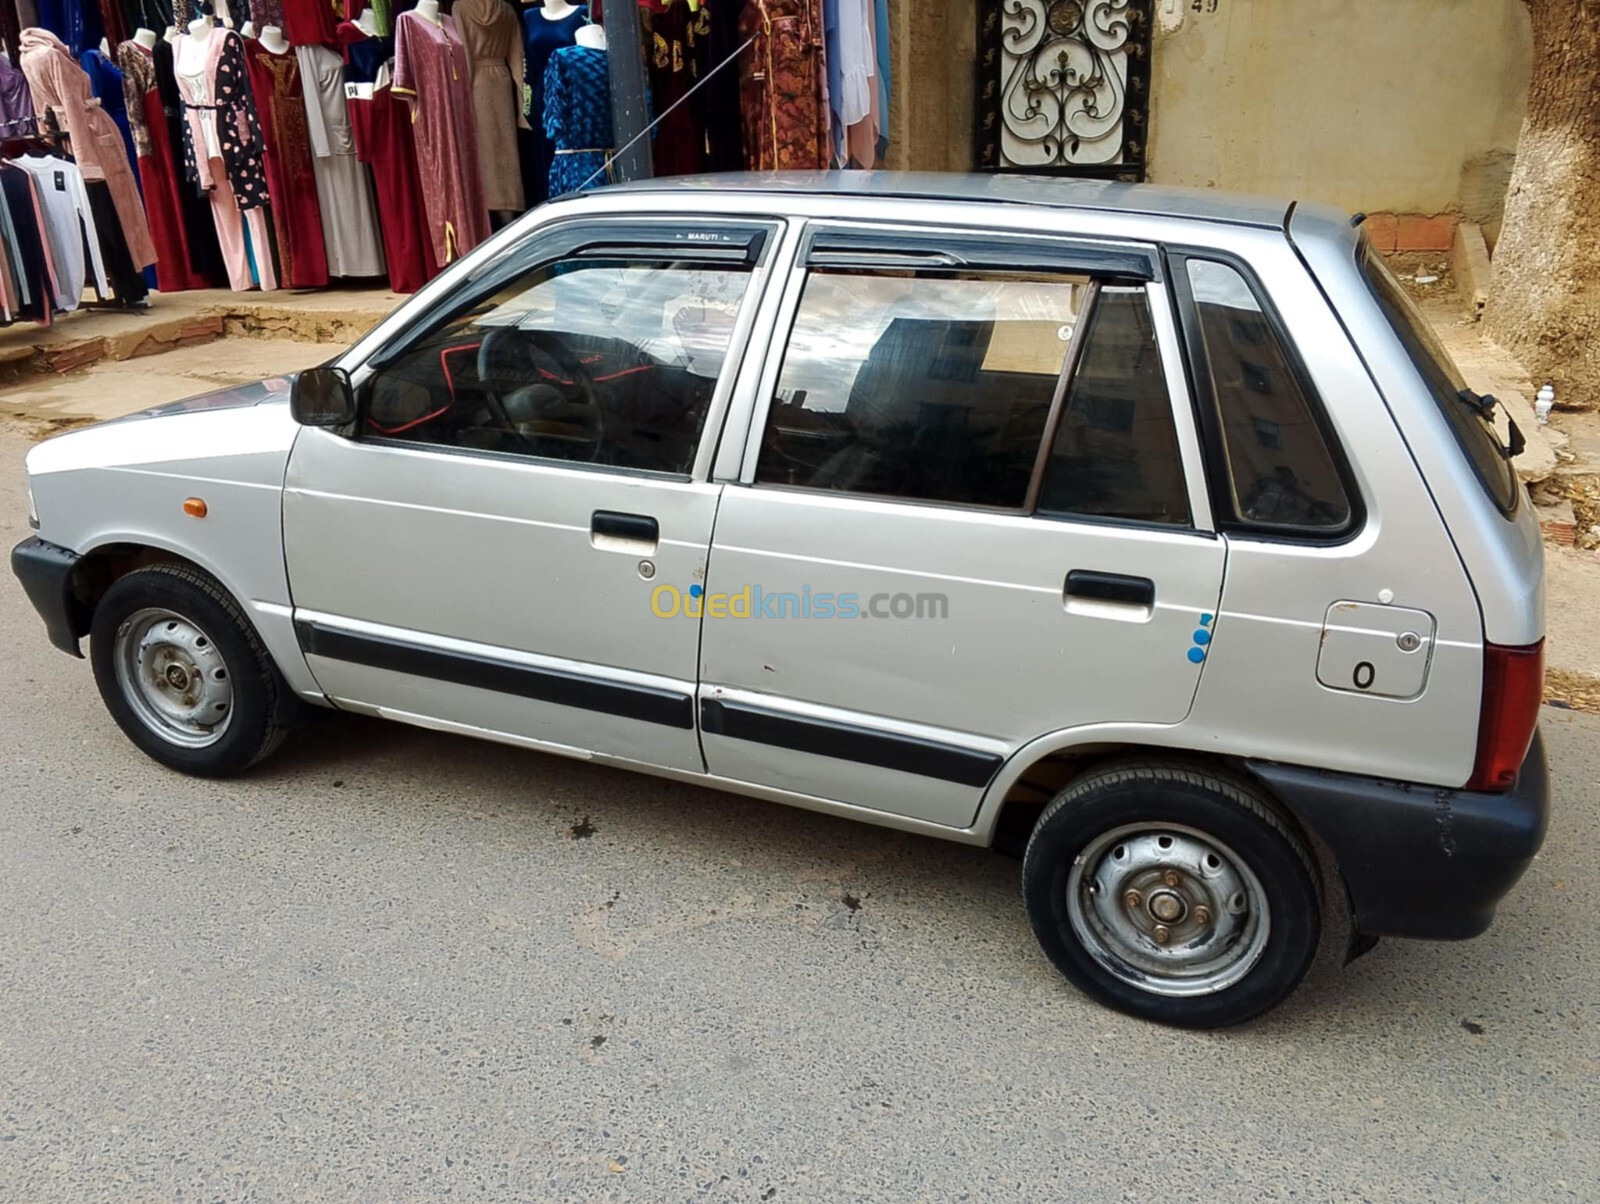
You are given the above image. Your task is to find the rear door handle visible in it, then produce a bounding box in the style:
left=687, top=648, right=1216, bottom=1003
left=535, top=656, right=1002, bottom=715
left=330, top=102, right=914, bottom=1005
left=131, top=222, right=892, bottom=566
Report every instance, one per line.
left=1064, top=570, right=1155, bottom=607
left=591, top=510, right=658, bottom=552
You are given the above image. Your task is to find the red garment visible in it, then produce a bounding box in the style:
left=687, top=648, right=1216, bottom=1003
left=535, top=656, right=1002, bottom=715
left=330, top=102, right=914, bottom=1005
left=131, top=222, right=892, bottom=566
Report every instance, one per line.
left=348, top=85, right=439, bottom=294
left=121, top=44, right=212, bottom=292
left=243, top=41, right=329, bottom=288
left=737, top=0, right=828, bottom=171
left=643, top=0, right=706, bottom=177
left=282, top=0, right=342, bottom=49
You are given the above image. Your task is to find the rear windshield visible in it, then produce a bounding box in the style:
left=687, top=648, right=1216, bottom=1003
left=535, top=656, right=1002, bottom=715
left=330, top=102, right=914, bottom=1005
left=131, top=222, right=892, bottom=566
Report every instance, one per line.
left=1358, top=245, right=1518, bottom=514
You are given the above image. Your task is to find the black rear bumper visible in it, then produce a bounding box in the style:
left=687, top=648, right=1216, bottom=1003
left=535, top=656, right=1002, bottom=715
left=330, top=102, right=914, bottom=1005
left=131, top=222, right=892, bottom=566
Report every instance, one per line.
left=1247, top=732, right=1549, bottom=940
left=11, top=536, right=86, bottom=657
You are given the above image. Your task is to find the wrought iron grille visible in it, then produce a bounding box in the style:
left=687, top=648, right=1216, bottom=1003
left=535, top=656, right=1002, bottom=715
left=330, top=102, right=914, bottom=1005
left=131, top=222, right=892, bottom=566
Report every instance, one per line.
left=975, top=0, right=1153, bottom=180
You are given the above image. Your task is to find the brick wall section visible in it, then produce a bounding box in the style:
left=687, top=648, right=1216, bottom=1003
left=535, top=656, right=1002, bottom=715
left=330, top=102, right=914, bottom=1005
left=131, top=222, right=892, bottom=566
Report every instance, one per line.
left=1363, top=213, right=1458, bottom=253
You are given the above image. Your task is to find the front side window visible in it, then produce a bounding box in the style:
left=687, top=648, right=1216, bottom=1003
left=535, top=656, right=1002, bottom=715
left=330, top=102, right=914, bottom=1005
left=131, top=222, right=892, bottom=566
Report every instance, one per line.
left=757, top=269, right=1090, bottom=508
left=363, top=252, right=755, bottom=474
left=1183, top=259, right=1353, bottom=533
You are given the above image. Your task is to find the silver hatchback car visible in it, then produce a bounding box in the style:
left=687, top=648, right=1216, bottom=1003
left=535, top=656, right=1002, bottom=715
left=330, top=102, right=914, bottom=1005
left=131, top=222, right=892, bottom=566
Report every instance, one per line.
left=13, top=173, right=1548, bottom=1027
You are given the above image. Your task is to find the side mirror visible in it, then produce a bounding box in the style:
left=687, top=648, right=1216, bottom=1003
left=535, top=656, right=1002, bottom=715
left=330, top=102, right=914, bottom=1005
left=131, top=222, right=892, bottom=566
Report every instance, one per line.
left=291, top=366, right=356, bottom=427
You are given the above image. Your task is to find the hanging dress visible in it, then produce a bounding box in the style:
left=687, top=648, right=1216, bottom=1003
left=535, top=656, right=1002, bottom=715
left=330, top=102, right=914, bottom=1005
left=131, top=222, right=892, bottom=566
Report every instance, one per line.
left=520, top=3, right=584, bottom=208
left=294, top=41, right=385, bottom=278
left=0, top=51, right=38, bottom=138
left=118, top=38, right=212, bottom=292
left=454, top=0, right=524, bottom=212
left=393, top=9, right=489, bottom=266
left=154, top=36, right=226, bottom=286
left=18, top=28, right=156, bottom=270
left=737, top=0, right=828, bottom=171
left=244, top=39, right=329, bottom=288
left=175, top=27, right=278, bottom=291
left=541, top=42, right=610, bottom=198
left=642, top=0, right=703, bottom=177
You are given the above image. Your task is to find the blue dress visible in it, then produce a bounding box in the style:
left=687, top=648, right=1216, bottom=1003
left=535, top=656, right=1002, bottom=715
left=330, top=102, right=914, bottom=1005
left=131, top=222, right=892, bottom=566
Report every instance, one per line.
left=522, top=6, right=586, bottom=206
left=542, top=44, right=611, bottom=198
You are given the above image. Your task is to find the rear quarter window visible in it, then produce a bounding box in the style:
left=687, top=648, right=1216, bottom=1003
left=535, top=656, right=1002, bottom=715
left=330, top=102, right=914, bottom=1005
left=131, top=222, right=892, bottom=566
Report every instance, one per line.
left=1176, top=257, right=1354, bottom=535
left=1358, top=246, right=1519, bottom=515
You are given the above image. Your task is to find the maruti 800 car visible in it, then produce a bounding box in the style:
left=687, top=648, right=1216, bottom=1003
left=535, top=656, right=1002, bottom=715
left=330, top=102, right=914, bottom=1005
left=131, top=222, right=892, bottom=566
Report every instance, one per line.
left=13, top=174, right=1549, bottom=1027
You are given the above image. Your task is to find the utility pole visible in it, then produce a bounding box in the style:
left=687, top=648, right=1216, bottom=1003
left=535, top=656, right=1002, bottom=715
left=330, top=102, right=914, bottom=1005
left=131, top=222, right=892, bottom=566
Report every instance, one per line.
left=604, top=8, right=654, bottom=182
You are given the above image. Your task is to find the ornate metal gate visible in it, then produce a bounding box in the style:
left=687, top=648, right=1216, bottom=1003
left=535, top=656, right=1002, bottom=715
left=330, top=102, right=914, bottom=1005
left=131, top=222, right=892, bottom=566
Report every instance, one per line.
left=975, top=0, right=1153, bottom=180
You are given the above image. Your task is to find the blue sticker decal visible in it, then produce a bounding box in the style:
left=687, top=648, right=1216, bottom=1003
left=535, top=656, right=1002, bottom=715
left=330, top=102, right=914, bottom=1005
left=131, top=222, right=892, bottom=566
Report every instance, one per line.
left=1200, top=613, right=1214, bottom=626
left=689, top=584, right=704, bottom=599
left=1187, top=646, right=1207, bottom=664
left=1193, top=628, right=1212, bottom=646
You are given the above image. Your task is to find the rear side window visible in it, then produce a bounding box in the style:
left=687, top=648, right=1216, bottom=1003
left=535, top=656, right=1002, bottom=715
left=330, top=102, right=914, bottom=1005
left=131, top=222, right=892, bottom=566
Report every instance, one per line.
left=1037, top=286, right=1190, bottom=526
left=757, top=269, right=1087, bottom=508
left=1358, top=245, right=1518, bottom=514
left=1181, top=258, right=1353, bottom=533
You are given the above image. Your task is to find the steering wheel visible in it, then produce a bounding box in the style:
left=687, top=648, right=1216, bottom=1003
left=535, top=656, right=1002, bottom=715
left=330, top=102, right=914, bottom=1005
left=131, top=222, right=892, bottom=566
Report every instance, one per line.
left=475, top=327, right=604, bottom=457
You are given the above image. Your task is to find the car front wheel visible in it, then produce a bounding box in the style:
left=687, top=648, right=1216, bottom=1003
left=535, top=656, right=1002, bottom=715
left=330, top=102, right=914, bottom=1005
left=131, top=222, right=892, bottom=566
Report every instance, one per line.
left=1022, top=760, right=1320, bottom=1028
left=90, top=563, right=288, bottom=777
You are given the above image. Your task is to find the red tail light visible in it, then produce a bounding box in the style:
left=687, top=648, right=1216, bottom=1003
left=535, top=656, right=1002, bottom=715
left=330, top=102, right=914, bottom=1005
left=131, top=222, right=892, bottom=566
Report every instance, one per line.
left=1466, top=640, right=1544, bottom=791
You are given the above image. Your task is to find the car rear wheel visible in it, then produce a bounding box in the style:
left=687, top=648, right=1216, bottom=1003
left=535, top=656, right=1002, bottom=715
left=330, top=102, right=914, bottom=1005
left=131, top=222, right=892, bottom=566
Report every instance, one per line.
left=90, top=564, right=288, bottom=777
left=1022, top=760, right=1320, bottom=1028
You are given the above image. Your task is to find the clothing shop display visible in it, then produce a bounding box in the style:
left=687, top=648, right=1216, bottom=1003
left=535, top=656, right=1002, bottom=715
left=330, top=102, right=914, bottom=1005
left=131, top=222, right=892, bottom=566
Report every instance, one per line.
left=244, top=36, right=328, bottom=286
left=117, top=35, right=212, bottom=290
left=0, top=51, right=37, bottom=136
left=346, top=73, right=435, bottom=292
left=18, top=27, right=155, bottom=267
left=519, top=1, right=582, bottom=207
left=393, top=7, right=487, bottom=266
left=541, top=39, right=607, bottom=197
left=453, top=0, right=522, bottom=212
left=738, top=0, right=828, bottom=171
left=642, top=0, right=703, bottom=177
left=296, top=40, right=383, bottom=276
left=175, top=24, right=277, bottom=290
left=10, top=148, right=107, bottom=308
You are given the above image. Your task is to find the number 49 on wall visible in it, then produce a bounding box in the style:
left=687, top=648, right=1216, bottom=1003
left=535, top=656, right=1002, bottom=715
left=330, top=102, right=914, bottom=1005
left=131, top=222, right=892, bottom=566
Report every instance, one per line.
left=1192, top=0, right=1219, bottom=12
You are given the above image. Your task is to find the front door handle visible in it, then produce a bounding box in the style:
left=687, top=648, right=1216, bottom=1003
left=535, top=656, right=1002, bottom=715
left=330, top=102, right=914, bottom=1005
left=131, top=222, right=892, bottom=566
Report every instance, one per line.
left=1065, top=570, right=1155, bottom=607
left=591, top=510, right=659, bottom=552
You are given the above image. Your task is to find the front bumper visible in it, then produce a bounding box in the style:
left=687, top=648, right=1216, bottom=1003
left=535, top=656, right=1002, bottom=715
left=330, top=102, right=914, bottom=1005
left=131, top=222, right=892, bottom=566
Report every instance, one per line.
left=11, top=536, right=87, bottom=657
left=1246, top=732, right=1550, bottom=940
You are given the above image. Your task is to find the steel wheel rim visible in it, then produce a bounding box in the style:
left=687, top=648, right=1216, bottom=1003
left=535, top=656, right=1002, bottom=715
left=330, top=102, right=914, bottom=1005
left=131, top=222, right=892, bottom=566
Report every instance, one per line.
left=1066, top=822, right=1271, bottom=998
left=112, top=607, right=234, bottom=749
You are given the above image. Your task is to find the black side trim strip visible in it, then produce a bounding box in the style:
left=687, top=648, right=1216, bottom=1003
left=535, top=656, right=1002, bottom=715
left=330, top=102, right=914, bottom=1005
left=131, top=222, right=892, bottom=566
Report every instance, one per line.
left=296, top=622, right=694, bottom=730
left=700, top=698, right=1002, bottom=789
left=805, top=226, right=1159, bottom=281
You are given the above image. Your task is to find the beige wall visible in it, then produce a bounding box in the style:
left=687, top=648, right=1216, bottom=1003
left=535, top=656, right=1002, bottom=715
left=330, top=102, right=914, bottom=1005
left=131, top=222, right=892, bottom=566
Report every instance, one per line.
left=1148, top=0, right=1531, bottom=224
left=887, top=0, right=1531, bottom=228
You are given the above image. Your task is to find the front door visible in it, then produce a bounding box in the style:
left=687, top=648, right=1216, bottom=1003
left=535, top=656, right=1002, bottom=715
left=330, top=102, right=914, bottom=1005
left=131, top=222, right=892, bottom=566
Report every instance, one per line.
left=284, top=217, right=781, bottom=770
left=697, top=225, right=1225, bottom=826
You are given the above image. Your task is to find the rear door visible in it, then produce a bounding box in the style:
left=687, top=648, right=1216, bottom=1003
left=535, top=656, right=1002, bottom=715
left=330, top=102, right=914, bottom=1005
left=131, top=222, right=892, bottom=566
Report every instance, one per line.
left=694, top=224, right=1226, bottom=827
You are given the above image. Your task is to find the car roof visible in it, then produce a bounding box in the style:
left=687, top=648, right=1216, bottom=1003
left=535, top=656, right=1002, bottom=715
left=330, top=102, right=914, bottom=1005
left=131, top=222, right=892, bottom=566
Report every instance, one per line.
left=593, top=171, right=1297, bottom=230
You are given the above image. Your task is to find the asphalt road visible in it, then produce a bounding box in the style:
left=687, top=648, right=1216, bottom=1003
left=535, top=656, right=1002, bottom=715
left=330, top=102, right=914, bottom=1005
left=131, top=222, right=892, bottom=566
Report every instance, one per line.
left=1, top=423, right=1596, bottom=1203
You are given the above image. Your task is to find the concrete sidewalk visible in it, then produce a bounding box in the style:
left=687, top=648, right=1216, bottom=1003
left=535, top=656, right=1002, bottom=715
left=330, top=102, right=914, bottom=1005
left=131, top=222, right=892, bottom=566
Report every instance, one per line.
left=0, top=286, right=400, bottom=385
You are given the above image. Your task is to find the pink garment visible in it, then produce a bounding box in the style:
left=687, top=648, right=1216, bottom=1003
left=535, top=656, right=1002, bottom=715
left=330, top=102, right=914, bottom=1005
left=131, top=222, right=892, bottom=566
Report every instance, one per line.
left=204, top=155, right=278, bottom=292
left=17, top=27, right=156, bottom=269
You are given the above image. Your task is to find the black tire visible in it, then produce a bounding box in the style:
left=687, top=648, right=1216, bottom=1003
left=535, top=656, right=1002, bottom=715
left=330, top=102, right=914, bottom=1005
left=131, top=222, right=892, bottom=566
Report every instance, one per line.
left=1021, top=760, right=1320, bottom=1028
left=89, top=563, right=289, bottom=777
